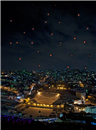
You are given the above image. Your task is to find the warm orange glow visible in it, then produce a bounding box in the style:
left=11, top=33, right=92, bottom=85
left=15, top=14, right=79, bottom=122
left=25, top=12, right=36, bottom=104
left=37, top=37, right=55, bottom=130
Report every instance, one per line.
left=16, top=42, right=18, bottom=44
left=84, top=41, right=86, bottom=43
left=19, top=58, right=21, bottom=60
left=33, top=103, right=36, bottom=106
left=78, top=14, right=80, bottom=16
left=85, top=67, right=87, bottom=69
left=10, top=20, right=12, bottom=22
left=50, top=105, right=53, bottom=107
left=39, top=65, right=40, bottom=67
left=74, top=37, right=76, bottom=39
left=45, top=21, right=47, bottom=23
left=51, top=33, right=53, bottom=35
left=67, top=66, right=69, bottom=68
left=50, top=54, right=52, bottom=56
left=61, top=105, right=64, bottom=108
left=10, top=42, right=12, bottom=44
left=60, top=42, right=62, bottom=43
left=87, top=27, right=89, bottom=29
left=19, top=81, right=21, bottom=83
left=31, top=42, right=33, bottom=44
left=47, top=13, right=49, bottom=15
left=23, top=32, right=25, bottom=34
left=32, top=28, right=34, bottom=30
left=71, top=54, right=73, bottom=56
left=37, top=51, right=39, bottom=53
left=59, top=22, right=61, bottom=24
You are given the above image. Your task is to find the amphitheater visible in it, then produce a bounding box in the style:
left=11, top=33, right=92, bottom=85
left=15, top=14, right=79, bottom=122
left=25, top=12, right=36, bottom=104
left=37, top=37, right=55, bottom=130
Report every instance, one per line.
left=33, top=92, right=60, bottom=105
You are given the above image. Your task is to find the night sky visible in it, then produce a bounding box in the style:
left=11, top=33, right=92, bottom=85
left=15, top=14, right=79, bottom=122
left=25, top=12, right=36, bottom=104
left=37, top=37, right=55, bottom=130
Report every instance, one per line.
left=1, top=1, right=96, bottom=71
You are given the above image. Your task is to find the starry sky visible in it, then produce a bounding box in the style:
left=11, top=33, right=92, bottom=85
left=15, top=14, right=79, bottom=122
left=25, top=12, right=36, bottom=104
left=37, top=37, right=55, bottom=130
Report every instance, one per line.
left=1, top=1, right=96, bottom=71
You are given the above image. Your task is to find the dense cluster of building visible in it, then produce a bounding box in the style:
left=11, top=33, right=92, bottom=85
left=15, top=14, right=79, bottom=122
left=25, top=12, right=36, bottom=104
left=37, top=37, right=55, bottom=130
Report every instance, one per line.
left=1, top=69, right=96, bottom=128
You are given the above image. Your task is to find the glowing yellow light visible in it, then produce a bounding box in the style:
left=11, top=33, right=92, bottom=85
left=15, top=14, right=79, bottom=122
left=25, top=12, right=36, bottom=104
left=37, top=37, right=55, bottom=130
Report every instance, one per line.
left=37, top=104, right=39, bottom=106
left=38, top=92, right=40, bottom=94
left=33, top=103, right=36, bottom=106
left=50, top=105, right=53, bottom=107
left=61, top=105, right=64, bottom=108
left=28, top=103, right=30, bottom=105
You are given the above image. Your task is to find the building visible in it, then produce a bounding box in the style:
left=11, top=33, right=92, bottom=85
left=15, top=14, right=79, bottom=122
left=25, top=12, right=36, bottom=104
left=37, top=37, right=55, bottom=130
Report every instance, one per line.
left=76, top=91, right=86, bottom=103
